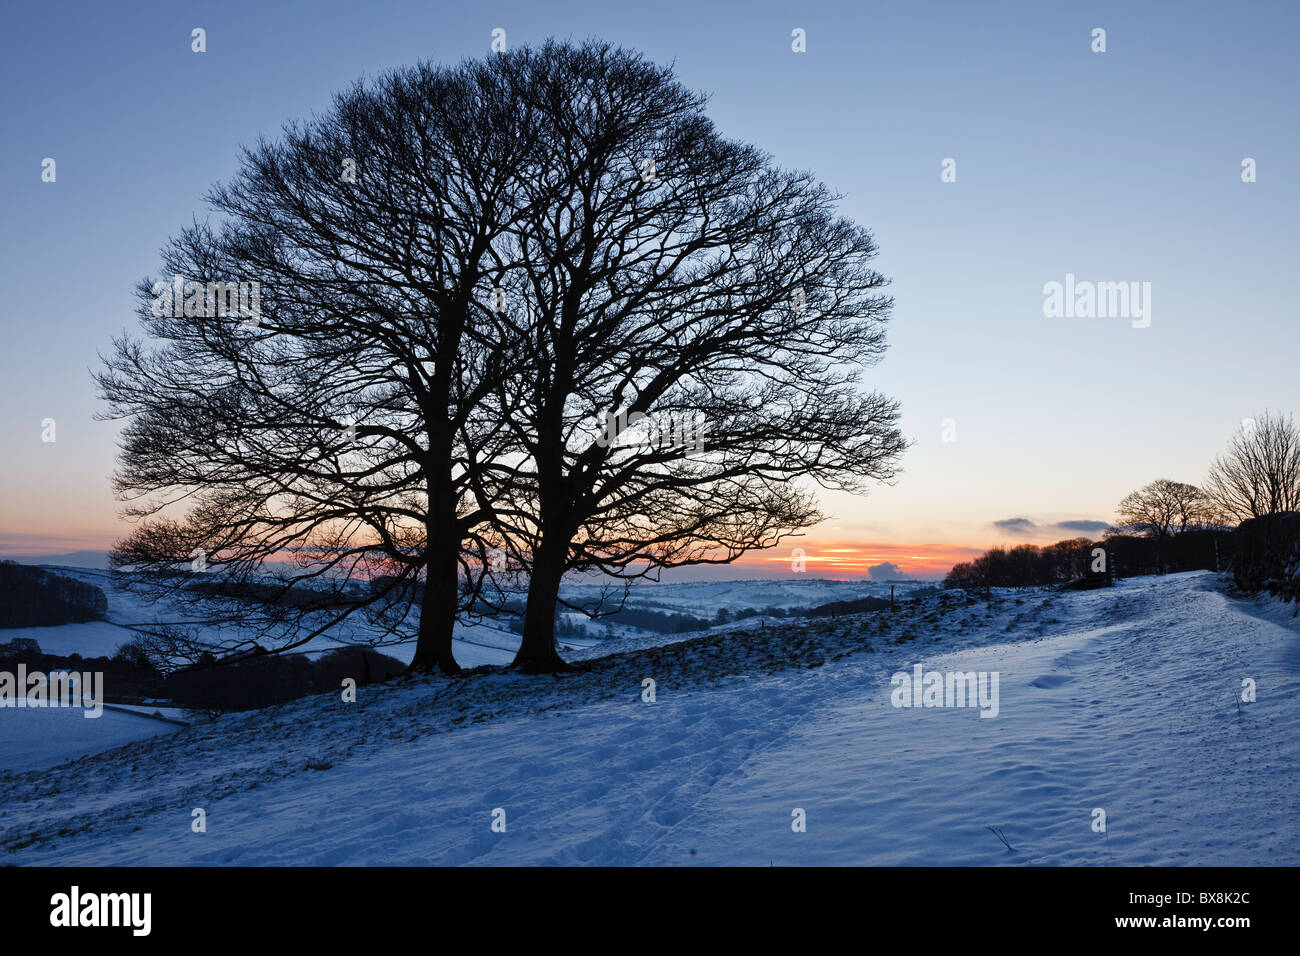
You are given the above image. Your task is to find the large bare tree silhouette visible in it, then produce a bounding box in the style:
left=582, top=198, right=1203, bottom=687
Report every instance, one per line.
left=98, top=41, right=905, bottom=675
left=484, top=43, right=905, bottom=670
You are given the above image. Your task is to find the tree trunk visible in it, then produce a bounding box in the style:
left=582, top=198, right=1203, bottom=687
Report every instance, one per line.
left=408, top=537, right=461, bottom=674
left=409, top=412, right=462, bottom=674
left=512, top=542, right=569, bottom=673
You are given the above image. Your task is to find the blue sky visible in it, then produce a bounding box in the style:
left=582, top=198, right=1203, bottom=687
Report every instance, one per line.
left=2, top=0, right=1297, bottom=574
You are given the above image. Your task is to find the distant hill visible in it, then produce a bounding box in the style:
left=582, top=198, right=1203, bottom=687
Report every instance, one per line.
left=0, top=550, right=111, bottom=569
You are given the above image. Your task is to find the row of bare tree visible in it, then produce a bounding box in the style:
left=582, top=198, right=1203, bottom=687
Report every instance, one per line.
left=96, top=42, right=906, bottom=673
left=948, top=413, right=1300, bottom=589
left=1114, top=411, right=1300, bottom=570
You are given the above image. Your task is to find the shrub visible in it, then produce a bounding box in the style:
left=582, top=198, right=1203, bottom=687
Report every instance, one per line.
left=944, top=540, right=1095, bottom=589
left=1233, top=512, right=1300, bottom=604
left=947, top=530, right=1232, bottom=590
left=0, top=640, right=161, bottom=700
left=163, top=646, right=406, bottom=712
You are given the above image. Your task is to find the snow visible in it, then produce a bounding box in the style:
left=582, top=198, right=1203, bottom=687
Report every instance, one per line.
left=563, top=576, right=927, bottom=615
left=2, top=570, right=1295, bottom=864
left=0, top=707, right=178, bottom=775
left=17, top=566, right=921, bottom=667
left=0, top=620, right=139, bottom=659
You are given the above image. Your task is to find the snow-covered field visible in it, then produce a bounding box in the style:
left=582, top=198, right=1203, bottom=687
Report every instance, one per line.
left=1, top=570, right=1295, bottom=865
left=9, top=566, right=529, bottom=667
left=0, top=707, right=179, bottom=775
left=9, top=566, right=927, bottom=665
left=564, top=576, right=926, bottom=614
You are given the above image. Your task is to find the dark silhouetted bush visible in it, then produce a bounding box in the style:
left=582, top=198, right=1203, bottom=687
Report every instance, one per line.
left=1103, top=529, right=1230, bottom=577
left=1233, top=512, right=1300, bottom=604
left=0, top=638, right=162, bottom=700
left=945, top=540, right=1096, bottom=590
left=162, top=646, right=407, bottom=712
left=947, top=530, right=1233, bottom=590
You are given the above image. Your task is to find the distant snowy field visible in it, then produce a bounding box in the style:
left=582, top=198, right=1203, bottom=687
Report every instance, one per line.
left=0, top=707, right=176, bottom=775
left=1, top=570, right=1295, bottom=865
left=2, top=566, right=927, bottom=668
left=564, top=576, right=921, bottom=614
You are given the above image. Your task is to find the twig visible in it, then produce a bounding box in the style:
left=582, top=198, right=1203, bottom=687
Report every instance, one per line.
left=986, top=825, right=1014, bottom=851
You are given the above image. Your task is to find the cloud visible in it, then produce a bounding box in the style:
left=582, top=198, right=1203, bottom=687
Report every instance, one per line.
left=990, top=517, right=1112, bottom=540
left=993, top=518, right=1036, bottom=535
left=1054, top=520, right=1111, bottom=535
left=868, top=561, right=905, bottom=580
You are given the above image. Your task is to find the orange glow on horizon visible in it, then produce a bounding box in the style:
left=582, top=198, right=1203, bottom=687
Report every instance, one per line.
left=743, top=539, right=983, bottom=578
left=0, top=531, right=981, bottom=579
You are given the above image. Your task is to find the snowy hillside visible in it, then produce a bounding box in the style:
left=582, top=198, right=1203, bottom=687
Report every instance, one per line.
left=1, top=571, right=1295, bottom=865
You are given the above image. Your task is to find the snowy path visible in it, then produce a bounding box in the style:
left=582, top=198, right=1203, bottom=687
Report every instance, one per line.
left=2, top=572, right=1295, bottom=865
left=640, top=594, right=1298, bottom=865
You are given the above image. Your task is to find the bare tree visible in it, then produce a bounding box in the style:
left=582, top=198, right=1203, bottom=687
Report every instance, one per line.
left=483, top=43, right=906, bottom=671
left=97, top=58, right=544, bottom=673
left=1116, top=479, right=1214, bottom=536
left=97, top=42, right=906, bottom=678
left=1205, top=411, right=1300, bottom=522
left=1114, top=479, right=1215, bottom=572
